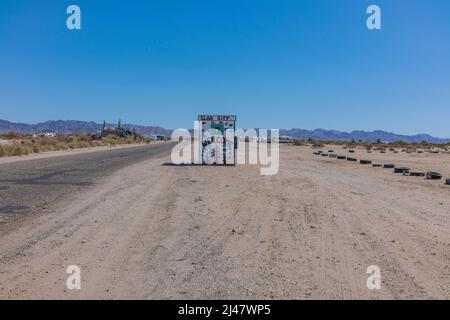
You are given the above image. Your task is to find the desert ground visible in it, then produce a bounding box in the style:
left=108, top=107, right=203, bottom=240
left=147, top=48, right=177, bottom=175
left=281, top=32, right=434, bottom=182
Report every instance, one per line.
left=0, top=144, right=449, bottom=299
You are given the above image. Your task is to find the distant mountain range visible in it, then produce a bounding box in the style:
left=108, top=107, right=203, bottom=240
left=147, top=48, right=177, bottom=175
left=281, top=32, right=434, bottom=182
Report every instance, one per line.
left=1, top=119, right=449, bottom=143
left=0, top=119, right=170, bottom=137
left=279, top=128, right=450, bottom=144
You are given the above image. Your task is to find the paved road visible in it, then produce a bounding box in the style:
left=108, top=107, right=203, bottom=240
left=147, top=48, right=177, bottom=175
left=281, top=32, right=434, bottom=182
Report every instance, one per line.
left=0, top=143, right=173, bottom=218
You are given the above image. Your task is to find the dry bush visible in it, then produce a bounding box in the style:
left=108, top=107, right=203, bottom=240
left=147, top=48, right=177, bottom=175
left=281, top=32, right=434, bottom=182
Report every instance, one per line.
left=0, top=132, right=22, bottom=139
left=60, top=135, right=76, bottom=144
left=37, top=136, right=57, bottom=147
left=292, top=140, right=305, bottom=146
left=311, top=142, right=324, bottom=148
left=31, top=143, right=40, bottom=153
left=5, top=142, right=28, bottom=156
left=77, top=141, right=93, bottom=148
left=0, top=131, right=150, bottom=158
left=77, top=134, right=92, bottom=143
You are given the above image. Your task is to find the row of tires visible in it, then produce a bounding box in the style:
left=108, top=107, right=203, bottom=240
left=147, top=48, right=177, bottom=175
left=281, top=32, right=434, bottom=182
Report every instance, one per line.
left=313, top=151, right=450, bottom=185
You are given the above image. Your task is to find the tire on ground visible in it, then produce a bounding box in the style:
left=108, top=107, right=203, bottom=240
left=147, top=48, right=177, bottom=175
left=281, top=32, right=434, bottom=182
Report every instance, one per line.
left=426, top=172, right=442, bottom=180
left=394, top=167, right=410, bottom=173
left=410, top=172, right=425, bottom=177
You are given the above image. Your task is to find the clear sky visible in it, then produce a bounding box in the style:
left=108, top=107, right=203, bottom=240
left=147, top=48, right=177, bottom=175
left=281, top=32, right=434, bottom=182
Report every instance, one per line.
left=1, top=0, right=449, bottom=136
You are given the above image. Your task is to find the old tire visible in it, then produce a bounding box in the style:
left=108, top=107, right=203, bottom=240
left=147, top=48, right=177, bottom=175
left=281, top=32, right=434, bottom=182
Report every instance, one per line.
left=410, top=172, right=425, bottom=177
left=426, top=172, right=442, bottom=180
left=394, top=167, right=410, bottom=173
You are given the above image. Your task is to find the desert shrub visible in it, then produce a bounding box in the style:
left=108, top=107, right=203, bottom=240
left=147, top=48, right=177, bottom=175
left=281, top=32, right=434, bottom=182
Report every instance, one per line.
left=0, top=131, right=148, bottom=158
left=67, top=142, right=78, bottom=149
left=32, top=144, right=40, bottom=153
left=104, top=134, right=118, bottom=146
left=77, top=141, right=92, bottom=148
left=311, top=142, right=324, bottom=148
left=10, top=143, right=25, bottom=156
left=38, top=136, right=55, bottom=146
left=0, top=131, right=22, bottom=139
left=362, top=142, right=373, bottom=149
left=292, top=140, right=305, bottom=146
left=62, top=135, right=76, bottom=144
left=77, top=134, right=92, bottom=143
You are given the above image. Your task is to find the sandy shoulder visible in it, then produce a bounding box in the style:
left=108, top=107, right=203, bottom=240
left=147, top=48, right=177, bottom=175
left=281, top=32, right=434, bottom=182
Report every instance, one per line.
left=0, top=142, right=166, bottom=165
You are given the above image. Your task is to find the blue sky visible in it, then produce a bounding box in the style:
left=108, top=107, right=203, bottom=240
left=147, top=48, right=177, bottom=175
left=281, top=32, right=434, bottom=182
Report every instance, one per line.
left=1, top=0, right=449, bottom=136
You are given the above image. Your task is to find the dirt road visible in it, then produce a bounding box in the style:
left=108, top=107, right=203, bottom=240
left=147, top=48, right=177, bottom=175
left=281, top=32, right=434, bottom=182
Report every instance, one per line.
left=0, top=145, right=449, bottom=299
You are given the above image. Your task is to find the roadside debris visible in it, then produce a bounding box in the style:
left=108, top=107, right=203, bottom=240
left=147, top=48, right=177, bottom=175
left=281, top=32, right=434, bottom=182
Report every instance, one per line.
left=409, top=172, right=426, bottom=177
left=426, top=172, right=442, bottom=180
left=329, top=154, right=337, bottom=158
left=394, top=167, right=410, bottom=174
left=312, top=147, right=450, bottom=185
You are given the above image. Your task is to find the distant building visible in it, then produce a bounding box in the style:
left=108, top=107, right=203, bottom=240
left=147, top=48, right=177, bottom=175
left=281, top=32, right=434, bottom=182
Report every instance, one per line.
left=151, top=135, right=169, bottom=141
left=33, top=130, right=56, bottom=138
